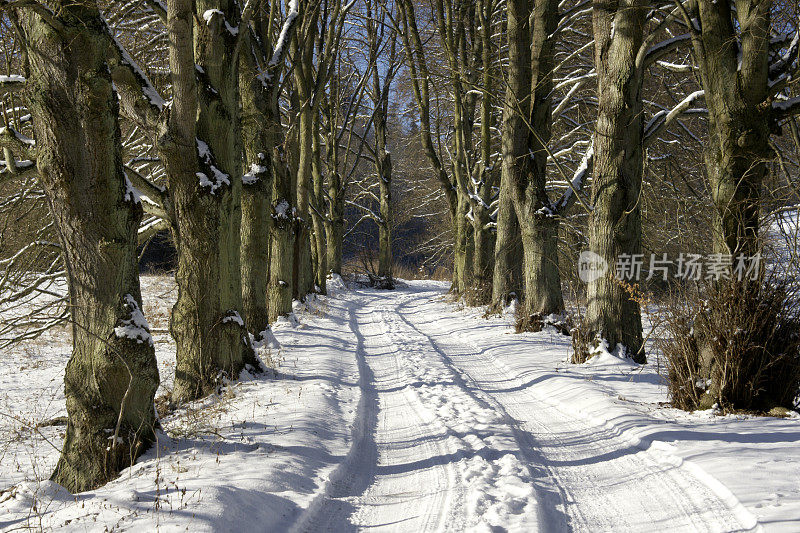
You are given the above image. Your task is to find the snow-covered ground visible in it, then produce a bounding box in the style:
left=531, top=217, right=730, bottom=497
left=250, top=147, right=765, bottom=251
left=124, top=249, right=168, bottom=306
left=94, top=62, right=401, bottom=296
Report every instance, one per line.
left=1, top=277, right=799, bottom=531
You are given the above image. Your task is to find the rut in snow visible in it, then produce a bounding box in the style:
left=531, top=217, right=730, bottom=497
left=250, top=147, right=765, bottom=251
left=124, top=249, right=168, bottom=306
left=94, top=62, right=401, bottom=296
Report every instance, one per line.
left=290, top=287, right=756, bottom=532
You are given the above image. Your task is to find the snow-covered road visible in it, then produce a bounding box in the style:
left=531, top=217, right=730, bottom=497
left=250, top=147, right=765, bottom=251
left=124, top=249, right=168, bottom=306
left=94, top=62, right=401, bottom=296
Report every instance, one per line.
left=2, top=278, right=798, bottom=531
left=293, top=285, right=759, bottom=532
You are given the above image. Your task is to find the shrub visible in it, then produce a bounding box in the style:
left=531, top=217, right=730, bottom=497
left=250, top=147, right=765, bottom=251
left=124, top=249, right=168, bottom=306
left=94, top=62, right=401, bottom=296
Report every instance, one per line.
left=661, top=277, right=800, bottom=413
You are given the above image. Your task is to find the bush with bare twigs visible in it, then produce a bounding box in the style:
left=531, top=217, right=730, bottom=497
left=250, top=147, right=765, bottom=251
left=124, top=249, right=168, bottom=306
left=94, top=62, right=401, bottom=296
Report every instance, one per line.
left=661, top=277, right=800, bottom=414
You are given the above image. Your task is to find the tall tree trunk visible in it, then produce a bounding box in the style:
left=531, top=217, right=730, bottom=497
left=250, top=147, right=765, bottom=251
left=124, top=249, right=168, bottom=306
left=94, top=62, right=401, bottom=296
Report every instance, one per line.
left=585, top=0, right=646, bottom=360
left=292, top=14, right=317, bottom=299
left=505, top=0, right=564, bottom=321
left=195, top=0, right=255, bottom=366
left=693, top=0, right=772, bottom=258
left=239, top=34, right=273, bottom=338
left=326, top=164, right=344, bottom=274
left=491, top=172, right=524, bottom=309
left=472, top=0, right=497, bottom=304
left=268, top=81, right=296, bottom=320
left=269, top=147, right=296, bottom=320
left=18, top=2, right=159, bottom=492
left=326, top=143, right=344, bottom=275
left=161, top=0, right=253, bottom=402
left=311, top=123, right=328, bottom=292
left=453, top=192, right=474, bottom=295
left=452, top=79, right=475, bottom=296
left=376, top=134, right=393, bottom=281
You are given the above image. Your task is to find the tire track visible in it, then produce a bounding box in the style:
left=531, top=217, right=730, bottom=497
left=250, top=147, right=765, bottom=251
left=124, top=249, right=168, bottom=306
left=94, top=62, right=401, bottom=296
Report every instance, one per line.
left=396, top=288, right=759, bottom=532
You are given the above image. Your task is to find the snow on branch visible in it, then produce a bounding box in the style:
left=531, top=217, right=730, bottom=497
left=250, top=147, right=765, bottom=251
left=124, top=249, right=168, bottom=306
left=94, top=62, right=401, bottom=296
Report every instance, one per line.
left=0, top=74, right=25, bottom=96
left=267, top=0, right=300, bottom=71
left=196, top=139, right=231, bottom=194
left=773, top=97, right=800, bottom=120
left=644, top=90, right=705, bottom=142
left=550, top=143, right=593, bottom=215
left=770, top=28, right=800, bottom=80
left=110, top=35, right=165, bottom=111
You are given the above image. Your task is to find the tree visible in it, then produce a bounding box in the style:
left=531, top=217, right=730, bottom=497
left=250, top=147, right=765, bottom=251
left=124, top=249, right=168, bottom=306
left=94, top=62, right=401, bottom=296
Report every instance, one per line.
left=680, top=0, right=800, bottom=258
left=582, top=0, right=648, bottom=360
left=503, top=0, right=565, bottom=326
left=6, top=0, right=159, bottom=491
left=240, top=0, right=300, bottom=333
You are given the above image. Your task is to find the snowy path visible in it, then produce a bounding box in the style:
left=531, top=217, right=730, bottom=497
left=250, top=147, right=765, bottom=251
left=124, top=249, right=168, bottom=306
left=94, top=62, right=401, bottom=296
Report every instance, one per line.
left=4, top=279, right=793, bottom=531
left=295, top=286, right=757, bottom=532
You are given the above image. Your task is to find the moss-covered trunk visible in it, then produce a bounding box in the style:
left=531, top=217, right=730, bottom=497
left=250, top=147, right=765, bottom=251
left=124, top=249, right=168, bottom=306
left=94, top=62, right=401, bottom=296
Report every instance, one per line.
left=18, top=2, right=159, bottom=492
left=162, top=0, right=253, bottom=402
left=239, top=32, right=273, bottom=337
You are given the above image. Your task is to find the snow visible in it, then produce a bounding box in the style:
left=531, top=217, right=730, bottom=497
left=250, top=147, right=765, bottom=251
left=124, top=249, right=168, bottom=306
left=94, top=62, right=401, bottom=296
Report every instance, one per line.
left=113, top=294, right=153, bottom=346
left=202, top=8, right=239, bottom=36
left=274, top=199, right=291, bottom=219
left=552, top=143, right=593, bottom=212
left=222, top=310, right=245, bottom=327
left=196, top=139, right=231, bottom=193
left=268, top=0, right=300, bottom=69
left=242, top=162, right=268, bottom=185
left=773, top=97, right=800, bottom=113
left=202, top=8, right=223, bottom=23
left=111, top=36, right=165, bottom=111
left=1, top=277, right=799, bottom=530
left=123, top=175, right=142, bottom=204
left=0, top=74, right=25, bottom=84
left=0, top=126, right=35, bottom=147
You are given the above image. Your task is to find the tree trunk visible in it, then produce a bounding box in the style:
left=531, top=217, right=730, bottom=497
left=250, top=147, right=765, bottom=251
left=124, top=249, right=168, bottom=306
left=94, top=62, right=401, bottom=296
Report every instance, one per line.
left=269, top=152, right=296, bottom=321
left=239, top=34, right=273, bottom=338
left=18, top=2, right=159, bottom=492
left=292, top=14, right=317, bottom=299
left=162, top=0, right=253, bottom=402
left=505, top=0, right=564, bottom=321
left=375, top=98, right=393, bottom=281
left=585, top=0, right=646, bottom=360
left=311, top=124, right=327, bottom=293
left=326, top=163, right=344, bottom=275
left=453, top=192, right=474, bottom=295
left=377, top=152, right=393, bottom=281
left=491, top=175, right=524, bottom=309
left=694, top=0, right=771, bottom=258
left=471, top=0, right=497, bottom=304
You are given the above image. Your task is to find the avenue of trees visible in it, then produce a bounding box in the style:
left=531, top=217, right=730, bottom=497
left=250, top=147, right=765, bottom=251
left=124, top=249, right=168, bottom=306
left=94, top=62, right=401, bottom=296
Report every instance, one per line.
left=2, top=0, right=800, bottom=491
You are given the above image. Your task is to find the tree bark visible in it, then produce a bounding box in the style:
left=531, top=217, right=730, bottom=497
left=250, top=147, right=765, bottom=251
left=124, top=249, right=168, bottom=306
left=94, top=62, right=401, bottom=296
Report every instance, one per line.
left=17, top=1, right=159, bottom=492
left=376, top=130, right=393, bottom=281
left=162, top=0, right=254, bottom=402
left=471, top=0, right=497, bottom=304
left=505, top=0, right=564, bottom=320
left=311, top=121, right=328, bottom=292
left=585, top=0, right=647, bottom=360
left=693, top=0, right=772, bottom=258
left=491, top=172, right=524, bottom=309
left=239, top=38, right=273, bottom=337
left=292, top=11, right=318, bottom=299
